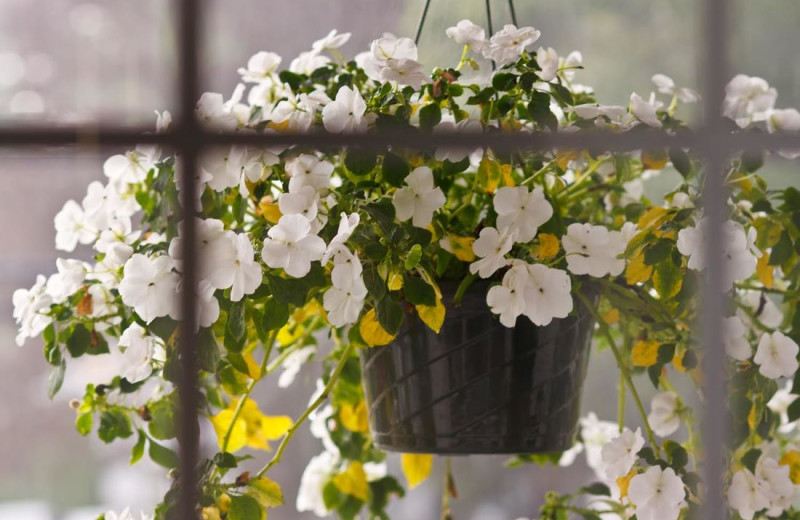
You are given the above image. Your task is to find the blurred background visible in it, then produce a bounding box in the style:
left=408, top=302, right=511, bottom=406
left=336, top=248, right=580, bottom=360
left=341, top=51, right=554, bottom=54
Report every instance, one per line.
left=1, top=0, right=799, bottom=519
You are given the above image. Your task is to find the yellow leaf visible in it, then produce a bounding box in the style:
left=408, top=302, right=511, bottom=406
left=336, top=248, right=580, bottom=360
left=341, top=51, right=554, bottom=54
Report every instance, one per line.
left=416, top=299, right=446, bottom=334
left=757, top=254, right=774, bottom=289
left=672, top=351, right=688, bottom=373
left=537, top=233, right=560, bottom=260
left=249, top=477, right=284, bottom=508
left=388, top=271, right=404, bottom=291
left=332, top=462, right=369, bottom=501
left=340, top=401, right=370, bottom=433
left=625, top=248, right=654, bottom=285
left=268, top=120, right=291, bottom=133
left=210, top=409, right=248, bottom=453
left=617, top=470, right=637, bottom=499
left=258, top=200, right=282, bottom=225
left=359, top=309, right=396, bottom=347
left=243, top=353, right=262, bottom=379
left=602, top=308, right=620, bottom=325
left=747, top=401, right=758, bottom=430
left=780, top=451, right=800, bottom=484
left=292, top=300, right=327, bottom=323
left=637, top=206, right=669, bottom=230
left=277, top=323, right=304, bottom=347
left=401, top=453, right=433, bottom=489
left=477, top=156, right=502, bottom=193
left=202, top=507, right=222, bottom=520
left=448, top=235, right=476, bottom=262
left=501, top=164, right=515, bottom=187
left=218, top=493, right=231, bottom=513
left=555, top=149, right=580, bottom=170
left=641, top=149, right=669, bottom=170
left=631, top=340, right=661, bottom=368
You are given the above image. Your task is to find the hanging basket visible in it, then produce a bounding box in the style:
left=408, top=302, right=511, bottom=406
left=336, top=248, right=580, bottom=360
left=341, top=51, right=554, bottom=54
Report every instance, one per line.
left=359, top=280, right=597, bottom=454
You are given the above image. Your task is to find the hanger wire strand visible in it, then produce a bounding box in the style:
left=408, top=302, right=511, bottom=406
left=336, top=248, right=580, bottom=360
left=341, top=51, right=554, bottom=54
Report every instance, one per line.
left=414, top=0, right=433, bottom=45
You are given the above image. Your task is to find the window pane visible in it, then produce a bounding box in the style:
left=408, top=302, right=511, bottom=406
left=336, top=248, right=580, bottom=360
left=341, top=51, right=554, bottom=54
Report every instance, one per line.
left=0, top=0, right=176, bottom=126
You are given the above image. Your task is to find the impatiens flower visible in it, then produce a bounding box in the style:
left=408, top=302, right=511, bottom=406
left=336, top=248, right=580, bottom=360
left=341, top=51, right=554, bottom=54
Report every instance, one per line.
left=169, top=218, right=238, bottom=291
left=118, top=323, right=166, bottom=383
left=723, top=74, right=777, bottom=127
left=756, top=455, right=797, bottom=516
left=103, top=146, right=159, bottom=190
left=628, top=466, right=686, bottom=520
left=729, top=468, right=770, bottom=520
left=362, top=35, right=428, bottom=89
left=651, top=74, right=700, bottom=103
left=46, top=258, right=87, bottom=303
left=323, top=275, right=367, bottom=327
left=118, top=254, right=179, bottom=323
left=54, top=200, right=97, bottom=252
left=754, top=331, right=799, bottom=379
left=767, top=108, right=800, bottom=133
left=105, top=508, right=153, bottom=520
left=579, top=413, right=620, bottom=479
left=237, top=51, right=281, bottom=83
left=196, top=92, right=238, bottom=131
left=278, top=346, right=315, bottom=388
left=648, top=391, right=681, bottom=437
left=280, top=184, right=320, bottom=222
left=482, top=24, right=541, bottom=66
left=493, top=186, right=553, bottom=243
left=82, top=180, right=139, bottom=223
left=560, top=50, right=582, bottom=82
left=312, top=29, right=351, bottom=52
left=536, top=47, right=559, bottom=82
left=562, top=223, right=628, bottom=277
left=677, top=218, right=757, bottom=290
left=261, top=214, right=326, bottom=278
left=322, top=86, right=369, bottom=133
left=13, top=275, right=53, bottom=346
left=723, top=315, right=751, bottom=360
left=486, top=262, right=532, bottom=327
left=286, top=154, right=334, bottom=192
left=569, top=103, right=628, bottom=123
left=95, top=216, right=140, bottom=254
left=469, top=227, right=514, bottom=279
left=290, top=50, right=331, bottom=75
left=601, top=427, right=645, bottom=479
left=738, top=290, right=783, bottom=329
left=297, top=451, right=338, bottom=517
left=322, top=212, right=360, bottom=264
left=630, top=92, right=663, bottom=128
left=229, top=233, right=263, bottom=302
left=519, top=263, right=573, bottom=326
left=445, top=20, right=486, bottom=50
left=330, top=249, right=363, bottom=289
left=767, top=380, right=798, bottom=429
left=201, top=145, right=263, bottom=193
left=392, top=166, right=446, bottom=228
left=269, top=90, right=331, bottom=132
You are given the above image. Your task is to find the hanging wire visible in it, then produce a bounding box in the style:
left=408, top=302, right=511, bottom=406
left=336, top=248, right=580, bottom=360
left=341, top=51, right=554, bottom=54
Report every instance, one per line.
left=485, top=0, right=494, bottom=36
left=508, top=0, right=518, bottom=26
left=414, top=0, right=433, bottom=45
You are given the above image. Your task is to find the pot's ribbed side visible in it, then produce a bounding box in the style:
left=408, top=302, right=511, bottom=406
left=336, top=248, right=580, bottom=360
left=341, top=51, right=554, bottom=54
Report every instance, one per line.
left=359, top=281, right=596, bottom=454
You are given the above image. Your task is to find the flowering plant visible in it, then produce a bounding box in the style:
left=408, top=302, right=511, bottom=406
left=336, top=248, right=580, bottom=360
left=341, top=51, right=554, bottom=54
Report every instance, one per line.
left=13, top=18, right=800, bottom=520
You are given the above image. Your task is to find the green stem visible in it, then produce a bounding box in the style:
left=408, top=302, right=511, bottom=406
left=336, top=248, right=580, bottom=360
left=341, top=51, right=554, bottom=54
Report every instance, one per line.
left=441, top=457, right=453, bottom=520
left=453, top=273, right=477, bottom=306
left=520, top=159, right=556, bottom=186
left=618, top=370, right=626, bottom=433
left=255, top=342, right=355, bottom=478
left=577, top=292, right=660, bottom=455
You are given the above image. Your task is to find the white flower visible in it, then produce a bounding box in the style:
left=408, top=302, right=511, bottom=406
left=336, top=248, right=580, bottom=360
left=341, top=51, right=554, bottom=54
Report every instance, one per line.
left=482, top=24, right=541, bottom=66
left=536, top=47, right=559, bottom=82
left=603, top=178, right=643, bottom=211
left=261, top=214, right=326, bottom=278
left=54, top=200, right=97, bottom=252
left=118, top=254, right=179, bottom=324
left=628, top=466, right=686, bottom=520
left=648, top=391, right=681, bottom=437
left=723, top=315, right=751, bottom=360
left=766, top=108, right=800, bottom=159
left=322, top=212, right=360, bottom=264
left=569, top=104, right=628, bottom=123
left=82, top=180, right=139, bottom=223
left=560, top=51, right=582, bottom=82
left=312, top=29, right=351, bottom=52
left=754, top=331, right=800, bottom=379
left=723, top=74, right=777, bottom=127
left=579, top=413, right=619, bottom=479
left=95, top=216, right=140, bottom=254
left=392, top=166, right=446, bottom=228
left=12, top=275, right=53, bottom=346
left=493, top=186, right=553, bottom=243
left=155, top=110, right=172, bottom=133
left=469, top=227, right=514, bottom=278
left=278, top=346, right=315, bottom=388
left=729, top=468, right=770, bottom=520
left=238, top=51, right=281, bottom=83
left=562, top=223, right=628, bottom=278
left=196, top=92, right=238, bottom=131
left=46, top=258, right=87, bottom=303
left=119, top=323, right=166, bottom=383
left=290, top=50, right=331, bottom=75
left=169, top=218, right=238, bottom=291
left=280, top=184, right=320, bottom=222
left=229, top=233, right=263, bottom=302
left=601, top=427, right=645, bottom=480
left=767, top=380, right=798, bottom=429
left=677, top=218, right=757, bottom=290
left=519, top=263, right=573, bottom=326
left=756, top=455, right=797, bottom=516
left=286, top=154, right=334, bottom=192
left=103, top=146, right=159, bottom=190
left=86, top=283, right=117, bottom=330
left=195, top=279, right=221, bottom=329
left=297, top=451, right=338, bottom=517
left=630, top=92, right=663, bottom=128
left=486, top=262, right=531, bottom=327
left=651, top=74, right=700, bottom=103
left=738, top=290, right=783, bottom=329
left=362, top=36, right=427, bottom=89
left=269, top=90, right=331, bottom=132
left=445, top=20, right=486, bottom=50
left=322, top=86, right=369, bottom=133
left=105, top=508, right=152, bottom=520
left=323, top=276, right=367, bottom=327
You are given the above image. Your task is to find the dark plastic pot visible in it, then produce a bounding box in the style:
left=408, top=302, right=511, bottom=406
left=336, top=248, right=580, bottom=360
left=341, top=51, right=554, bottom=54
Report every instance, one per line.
left=359, top=280, right=597, bottom=454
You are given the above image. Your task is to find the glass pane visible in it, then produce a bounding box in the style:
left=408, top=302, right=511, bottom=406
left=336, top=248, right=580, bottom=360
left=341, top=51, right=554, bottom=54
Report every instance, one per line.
left=0, top=0, right=176, bottom=126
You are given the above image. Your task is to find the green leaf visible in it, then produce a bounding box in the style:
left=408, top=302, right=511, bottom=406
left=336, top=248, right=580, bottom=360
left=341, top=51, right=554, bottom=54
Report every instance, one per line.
left=664, top=440, right=688, bottom=469
left=363, top=266, right=386, bottom=299
left=402, top=275, right=436, bottom=306
left=228, top=494, right=265, bottom=520
left=150, top=317, right=179, bottom=342
left=492, top=72, right=517, bottom=91
left=345, top=150, right=378, bottom=176
left=741, top=448, right=762, bottom=473
left=419, top=103, right=442, bottom=131
left=769, top=230, right=793, bottom=266
left=148, top=439, right=179, bottom=469
left=787, top=396, right=800, bottom=423
left=98, top=410, right=133, bottom=443
left=404, top=244, right=423, bottom=270
left=638, top=447, right=658, bottom=465
left=131, top=429, right=147, bottom=465
left=47, top=359, right=66, bottom=399
left=261, top=298, right=290, bottom=332
left=364, top=201, right=397, bottom=237
left=527, top=91, right=558, bottom=132
left=741, top=150, right=764, bottom=173
left=197, top=328, right=221, bottom=371
left=658, top=343, right=676, bottom=364
left=368, top=476, right=405, bottom=515
left=148, top=398, right=177, bottom=440
left=248, top=477, right=284, bottom=508
left=76, top=411, right=93, bottom=436
left=268, top=275, right=309, bottom=306
left=376, top=297, right=404, bottom=336
left=550, top=83, right=574, bottom=105
left=653, top=259, right=682, bottom=299
left=579, top=483, right=611, bottom=496
left=214, top=452, right=238, bottom=469
left=66, top=324, right=91, bottom=358
left=382, top=153, right=409, bottom=187
left=644, top=239, right=674, bottom=266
